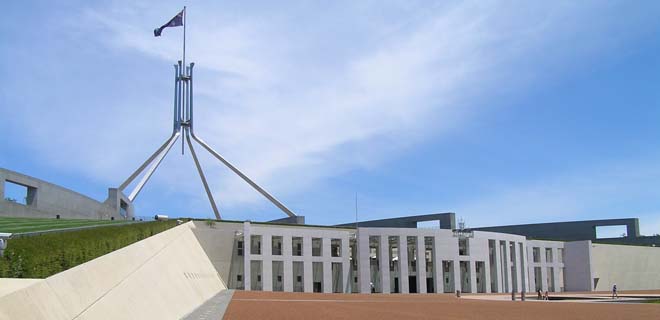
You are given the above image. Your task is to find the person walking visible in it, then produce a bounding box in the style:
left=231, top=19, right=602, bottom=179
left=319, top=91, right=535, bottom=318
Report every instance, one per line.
left=612, top=284, right=618, bottom=299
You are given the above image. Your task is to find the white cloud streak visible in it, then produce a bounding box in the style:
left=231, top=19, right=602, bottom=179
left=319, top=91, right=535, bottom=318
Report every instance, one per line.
left=3, top=1, right=655, bottom=220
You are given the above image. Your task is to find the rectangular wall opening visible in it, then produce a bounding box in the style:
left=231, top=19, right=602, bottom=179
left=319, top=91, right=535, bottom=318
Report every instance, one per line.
left=312, top=238, right=323, bottom=257
left=596, top=225, right=628, bottom=238
left=407, top=236, right=418, bottom=293
left=459, top=261, right=471, bottom=293
left=534, top=267, right=542, bottom=292
left=250, top=260, right=262, bottom=291
left=442, top=260, right=454, bottom=293
left=313, top=262, right=323, bottom=293
left=272, top=236, right=283, bottom=255
left=425, top=236, right=435, bottom=293
left=389, top=236, right=400, bottom=293
left=547, top=267, right=555, bottom=292
left=250, top=235, right=262, bottom=255
left=475, top=261, right=486, bottom=293
left=488, top=240, right=498, bottom=293
left=272, top=261, right=284, bottom=291
left=331, top=239, right=342, bottom=257
left=349, top=237, right=358, bottom=293
left=332, top=262, right=343, bottom=293
left=369, top=236, right=381, bottom=293
left=293, top=261, right=304, bottom=292
left=3, top=180, right=36, bottom=206
left=292, top=237, right=303, bottom=256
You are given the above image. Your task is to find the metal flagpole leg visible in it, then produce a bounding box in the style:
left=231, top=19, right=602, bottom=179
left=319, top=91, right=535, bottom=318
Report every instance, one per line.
left=118, top=132, right=178, bottom=191
left=128, top=132, right=181, bottom=201
left=186, top=132, right=221, bottom=219
left=191, top=133, right=297, bottom=217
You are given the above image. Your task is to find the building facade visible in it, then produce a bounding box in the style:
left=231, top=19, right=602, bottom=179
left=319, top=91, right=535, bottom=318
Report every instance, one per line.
left=195, top=220, right=574, bottom=295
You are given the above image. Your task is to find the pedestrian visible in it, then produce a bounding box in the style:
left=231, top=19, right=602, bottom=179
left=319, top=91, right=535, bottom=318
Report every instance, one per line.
left=543, top=291, right=549, bottom=301
left=537, top=290, right=543, bottom=300
left=612, top=284, right=618, bottom=299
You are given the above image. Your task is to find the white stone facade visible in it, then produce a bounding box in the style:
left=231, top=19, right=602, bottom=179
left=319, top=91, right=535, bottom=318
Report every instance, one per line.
left=229, top=222, right=566, bottom=294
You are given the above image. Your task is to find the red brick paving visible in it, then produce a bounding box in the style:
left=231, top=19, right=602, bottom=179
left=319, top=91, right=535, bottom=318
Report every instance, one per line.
left=223, top=291, right=660, bottom=320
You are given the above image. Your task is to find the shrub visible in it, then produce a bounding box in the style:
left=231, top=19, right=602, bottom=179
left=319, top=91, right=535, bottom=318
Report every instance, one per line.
left=0, top=220, right=178, bottom=278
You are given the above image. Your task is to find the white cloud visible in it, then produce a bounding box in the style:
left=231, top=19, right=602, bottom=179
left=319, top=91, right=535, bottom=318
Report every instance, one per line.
left=4, top=1, right=655, bottom=219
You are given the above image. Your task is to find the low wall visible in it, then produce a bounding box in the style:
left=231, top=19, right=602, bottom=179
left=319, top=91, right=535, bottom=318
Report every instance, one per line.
left=591, top=243, right=660, bottom=291
left=0, top=221, right=225, bottom=320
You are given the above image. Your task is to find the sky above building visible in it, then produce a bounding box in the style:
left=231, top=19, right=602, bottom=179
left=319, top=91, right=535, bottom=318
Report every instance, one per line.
left=1, top=1, right=660, bottom=236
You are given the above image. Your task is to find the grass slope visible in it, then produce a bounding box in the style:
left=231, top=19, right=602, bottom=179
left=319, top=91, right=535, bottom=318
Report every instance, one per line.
left=0, top=217, right=126, bottom=234
left=0, top=220, right=179, bottom=278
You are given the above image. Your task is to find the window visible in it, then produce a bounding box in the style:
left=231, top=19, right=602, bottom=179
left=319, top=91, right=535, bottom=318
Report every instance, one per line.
left=533, top=247, right=541, bottom=263
left=237, top=275, right=242, bottom=281
left=272, top=236, right=283, bottom=255
left=545, top=248, right=553, bottom=263
left=292, top=237, right=303, bottom=256
left=251, top=235, right=262, bottom=255
left=458, top=238, right=469, bottom=256
left=331, top=239, right=341, bottom=257
left=312, top=238, right=322, bottom=256
left=237, top=240, right=244, bottom=256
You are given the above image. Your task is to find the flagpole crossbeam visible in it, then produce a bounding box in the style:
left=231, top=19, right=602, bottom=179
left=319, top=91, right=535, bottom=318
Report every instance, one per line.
left=116, top=8, right=298, bottom=220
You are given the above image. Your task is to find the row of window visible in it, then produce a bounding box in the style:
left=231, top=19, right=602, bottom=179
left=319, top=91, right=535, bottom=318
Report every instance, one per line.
left=239, top=235, right=343, bottom=257
left=531, top=247, right=565, bottom=263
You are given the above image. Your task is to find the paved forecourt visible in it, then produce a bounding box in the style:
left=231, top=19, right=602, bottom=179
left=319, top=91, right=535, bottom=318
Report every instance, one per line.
left=223, top=291, right=660, bottom=320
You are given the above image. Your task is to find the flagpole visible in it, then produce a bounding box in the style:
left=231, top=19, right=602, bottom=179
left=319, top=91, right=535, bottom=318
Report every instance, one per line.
left=182, top=6, right=186, bottom=74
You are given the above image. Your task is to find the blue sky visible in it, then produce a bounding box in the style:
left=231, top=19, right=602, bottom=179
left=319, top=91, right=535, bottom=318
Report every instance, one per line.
left=1, top=1, right=660, bottom=236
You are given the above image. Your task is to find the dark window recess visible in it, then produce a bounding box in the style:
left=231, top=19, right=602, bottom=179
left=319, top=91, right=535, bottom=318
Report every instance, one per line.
left=297, top=276, right=302, bottom=282
left=257, top=275, right=261, bottom=282
left=237, top=275, right=243, bottom=281
left=277, top=276, right=282, bottom=282
left=237, top=241, right=244, bottom=256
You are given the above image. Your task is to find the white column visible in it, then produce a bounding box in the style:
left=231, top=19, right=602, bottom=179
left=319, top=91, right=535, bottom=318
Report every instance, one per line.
left=484, top=258, right=492, bottom=294
left=470, top=260, right=477, bottom=293
left=540, top=246, right=548, bottom=292
left=303, top=235, right=313, bottom=292
left=262, top=234, right=272, bottom=292
left=493, top=241, right=502, bottom=293
left=380, top=235, right=390, bottom=294
left=417, top=235, right=427, bottom=294
left=283, top=235, right=293, bottom=292
left=323, top=237, right=333, bottom=293
left=243, top=222, right=252, bottom=291
left=504, top=242, right=512, bottom=293
left=399, top=235, right=409, bottom=294
left=433, top=236, right=443, bottom=293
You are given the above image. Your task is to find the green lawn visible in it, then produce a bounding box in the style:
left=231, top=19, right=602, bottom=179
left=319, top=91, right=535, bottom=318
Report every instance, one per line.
left=0, top=216, right=130, bottom=234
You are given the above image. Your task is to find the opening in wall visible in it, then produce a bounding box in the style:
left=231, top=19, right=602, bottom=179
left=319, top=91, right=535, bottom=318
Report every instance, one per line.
left=595, top=225, right=628, bottom=238
left=3, top=180, right=36, bottom=206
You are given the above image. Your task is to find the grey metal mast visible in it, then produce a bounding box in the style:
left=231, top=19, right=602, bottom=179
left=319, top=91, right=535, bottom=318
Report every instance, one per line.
left=117, top=9, right=297, bottom=219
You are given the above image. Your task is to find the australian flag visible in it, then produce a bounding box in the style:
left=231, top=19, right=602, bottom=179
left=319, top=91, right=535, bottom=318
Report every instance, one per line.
left=154, top=9, right=184, bottom=37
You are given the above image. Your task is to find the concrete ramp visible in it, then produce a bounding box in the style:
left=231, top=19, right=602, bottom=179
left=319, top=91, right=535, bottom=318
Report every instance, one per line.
left=0, top=221, right=226, bottom=320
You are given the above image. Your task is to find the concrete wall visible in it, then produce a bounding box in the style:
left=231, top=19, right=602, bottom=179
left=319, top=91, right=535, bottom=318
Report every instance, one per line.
left=0, top=222, right=225, bottom=320
left=474, top=218, right=640, bottom=242
left=563, top=240, right=593, bottom=292
left=191, top=220, right=243, bottom=284
left=591, top=243, right=660, bottom=291
left=0, top=168, right=132, bottom=220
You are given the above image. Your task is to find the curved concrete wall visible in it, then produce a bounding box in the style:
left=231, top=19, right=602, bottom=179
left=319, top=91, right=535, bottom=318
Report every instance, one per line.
left=0, top=222, right=225, bottom=320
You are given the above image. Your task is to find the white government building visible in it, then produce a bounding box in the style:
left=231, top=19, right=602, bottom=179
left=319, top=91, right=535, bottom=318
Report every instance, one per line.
left=192, top=213, right=660, bottom=295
